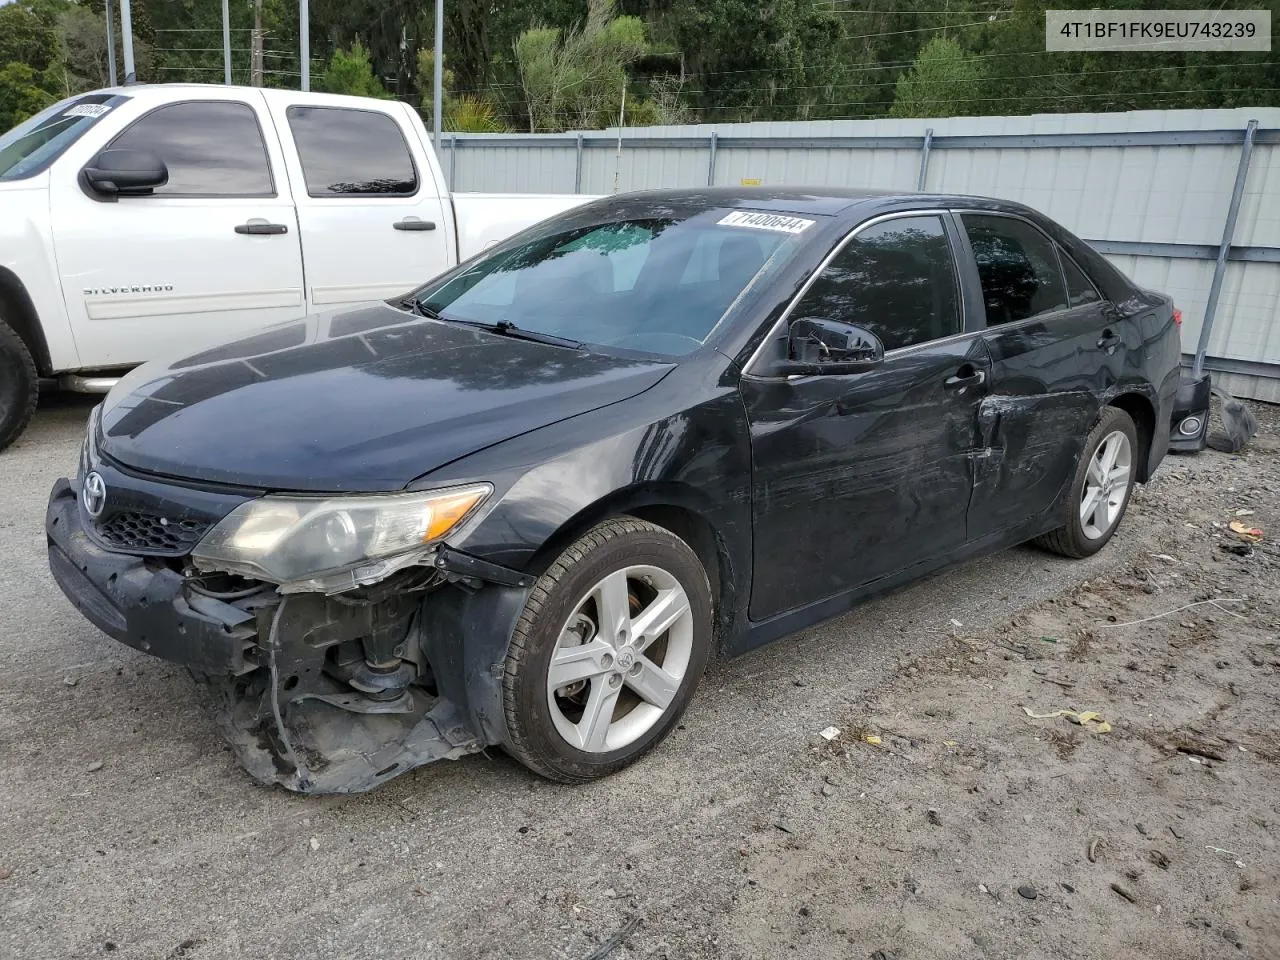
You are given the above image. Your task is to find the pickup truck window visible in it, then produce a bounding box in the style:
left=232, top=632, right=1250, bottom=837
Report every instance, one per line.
left=286, top=106, right=418, bottom=197
left=0, top=94, right=129, bottom=181
left=105, top=101, right=274, bottom=197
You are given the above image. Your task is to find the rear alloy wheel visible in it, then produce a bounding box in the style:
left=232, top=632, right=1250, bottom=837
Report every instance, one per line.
left=1036, top=406, right=1138, bottom=558
left=502, top=517, right=713, bottom=782
left=0, top=318, right=39, bottom=454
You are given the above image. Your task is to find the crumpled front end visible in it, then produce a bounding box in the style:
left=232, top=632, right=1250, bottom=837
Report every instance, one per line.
left=46, top=469, right=530, bottom=794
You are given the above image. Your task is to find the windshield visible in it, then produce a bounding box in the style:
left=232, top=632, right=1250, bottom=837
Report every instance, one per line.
left=0, top=93, right=129, bottom=182
left=416, top=209, right=814, bottom=356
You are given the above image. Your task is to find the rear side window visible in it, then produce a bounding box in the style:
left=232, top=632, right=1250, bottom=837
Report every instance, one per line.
left=790, top=214, right=961, bottom=352
left=106, top=101, right=273, bottom=197
left=287, top=106, right=418, bottom=197
left=1061, top=250, right=1101, bottom=306
left=962, top=214, right=1068, bottom=325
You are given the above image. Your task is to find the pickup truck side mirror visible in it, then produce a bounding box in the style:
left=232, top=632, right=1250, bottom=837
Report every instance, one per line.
left=771, top=318, right=885, bottom=376
left=82, top=149, right=169, bottom=201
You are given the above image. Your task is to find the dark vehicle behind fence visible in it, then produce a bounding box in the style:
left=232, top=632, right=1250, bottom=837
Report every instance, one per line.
left=47, top=188, right=1185, bottom=793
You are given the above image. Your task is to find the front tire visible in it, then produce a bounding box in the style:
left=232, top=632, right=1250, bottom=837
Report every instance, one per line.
left=0, top=318, right=38, bottom=454
left=501, top=517, right=713, bottom=783
left=1036, top=406, right=1138, bottom=559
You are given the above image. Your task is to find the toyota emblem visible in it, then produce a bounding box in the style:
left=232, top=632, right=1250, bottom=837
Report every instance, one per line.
left=82, top=471, right=107, bottom=519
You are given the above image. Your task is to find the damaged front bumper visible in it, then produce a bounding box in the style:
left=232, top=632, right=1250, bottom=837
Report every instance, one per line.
left=46, top=478, right=530, bottom=794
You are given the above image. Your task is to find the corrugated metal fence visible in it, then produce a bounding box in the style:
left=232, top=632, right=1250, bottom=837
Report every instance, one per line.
left=441, top=109, right=1280, bottom=402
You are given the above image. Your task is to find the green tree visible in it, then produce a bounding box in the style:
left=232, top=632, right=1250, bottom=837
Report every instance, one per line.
left=890, top=36, right=983, bottom=118
left=514, top=0, right=647, bottom=132
left=319, top=41, right=390, bottom=98
left=0, top=63, right=55, bottom=131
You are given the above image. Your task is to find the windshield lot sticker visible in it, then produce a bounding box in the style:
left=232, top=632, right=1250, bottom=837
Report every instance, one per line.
left=718, top=211, right=814, bottom=234
left=63, top=104, right=112, bottom=119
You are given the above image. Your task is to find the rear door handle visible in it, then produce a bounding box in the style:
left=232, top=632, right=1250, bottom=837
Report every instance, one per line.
left=944, top=368, right=986, bottom=392
left=394, top=218, right=436, bottom=231
left=235, top=220, right=288, bottom=235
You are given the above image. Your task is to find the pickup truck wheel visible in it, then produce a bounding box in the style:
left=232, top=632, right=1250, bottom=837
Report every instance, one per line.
left=501, top=517, right=713, bottom=783
left=0, top=318, right=39, bottom=454
left=1036, top=407, right=1138, bottom=559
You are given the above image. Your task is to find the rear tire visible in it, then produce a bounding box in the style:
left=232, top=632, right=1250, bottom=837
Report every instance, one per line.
left=501, top=517, right=713, bottom=783
left=1036, top=406, right=1137, bottom=559
left=0, top=318, right=39, bottom=454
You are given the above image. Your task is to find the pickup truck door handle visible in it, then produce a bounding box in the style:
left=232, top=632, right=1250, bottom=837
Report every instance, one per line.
left=235, top=220, right=288, bottom=236
left=1097, top=329, right=1123, bottom=353
left=944, top=366, right=986, bottom=393
left=393, top=218, right=436, bottom=231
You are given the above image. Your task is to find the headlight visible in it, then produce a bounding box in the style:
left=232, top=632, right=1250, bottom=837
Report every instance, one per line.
left=191, top=484, right=491, bottom=588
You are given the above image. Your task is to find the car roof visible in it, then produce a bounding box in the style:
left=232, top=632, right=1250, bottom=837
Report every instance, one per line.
left=605, top=186, right=1044, bottom=221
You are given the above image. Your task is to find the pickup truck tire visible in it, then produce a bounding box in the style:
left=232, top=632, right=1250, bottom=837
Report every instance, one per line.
left=501, top=517, right=713, bottom=783
left=1036, top=407, right=1138, bottom=559
left=0, top=318, right=38, bottom=453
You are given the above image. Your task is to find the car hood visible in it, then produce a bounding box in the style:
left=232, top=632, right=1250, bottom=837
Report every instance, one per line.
left=98, top=304, right=675, bottom=491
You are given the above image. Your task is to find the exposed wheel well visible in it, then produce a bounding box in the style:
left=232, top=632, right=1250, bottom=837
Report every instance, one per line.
left=527, top=496, right=734, bottom=647
left=0, top=268, right=52, bottom=375
left=1107, top=392, right=1156, bottom=482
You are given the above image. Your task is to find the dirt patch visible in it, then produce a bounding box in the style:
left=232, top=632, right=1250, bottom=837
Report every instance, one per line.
left=724, top=403, right=1280, bottom=960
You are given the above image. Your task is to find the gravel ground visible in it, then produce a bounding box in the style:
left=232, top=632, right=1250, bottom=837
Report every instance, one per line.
left=0, top=395, right=1276, bottom=960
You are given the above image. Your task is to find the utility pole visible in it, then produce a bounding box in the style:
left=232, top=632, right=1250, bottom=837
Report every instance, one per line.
left=300, top=0, right=310, bottom=92
left=119, top=0, right=135, bottom=83
left=432, top=0, right=444, bottom=144
left=251, top=0, right=264, bottom=87
left=104, top=0, right=118, bottom=87
left=222, top=0, right=231, bottom=85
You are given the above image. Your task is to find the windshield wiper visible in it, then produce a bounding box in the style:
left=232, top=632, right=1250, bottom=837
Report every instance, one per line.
left=485, top=320, right=583, bottom=350
left=400, top=296, right=443, bottom=320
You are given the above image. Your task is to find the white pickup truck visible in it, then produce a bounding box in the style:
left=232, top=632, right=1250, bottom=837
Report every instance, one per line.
left=0, top=84, right=594, bottom=450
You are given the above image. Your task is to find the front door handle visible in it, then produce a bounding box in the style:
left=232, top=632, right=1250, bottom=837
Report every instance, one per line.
left=1097, top=328, right=1123, bottom=353
left=235, top=220, right=288, bottom=235
left=944, top=367, right=986, bottom=393
left=393, top=218, right=437, bottom=231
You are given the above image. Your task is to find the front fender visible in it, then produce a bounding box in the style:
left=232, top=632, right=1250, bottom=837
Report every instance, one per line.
left=0, top=179, right=79, bottom=371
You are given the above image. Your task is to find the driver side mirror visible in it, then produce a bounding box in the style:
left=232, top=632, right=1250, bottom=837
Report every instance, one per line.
left=774, top=318, right=885, bottom=376
left=82, top=149, right=168, bottom=201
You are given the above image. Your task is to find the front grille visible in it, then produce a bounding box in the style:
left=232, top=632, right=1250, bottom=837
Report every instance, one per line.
left=95, top=511, right=211, bottom=555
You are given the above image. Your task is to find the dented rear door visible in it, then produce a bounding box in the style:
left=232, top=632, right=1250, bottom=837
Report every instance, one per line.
left=958, top=212, right=1104, bottom=538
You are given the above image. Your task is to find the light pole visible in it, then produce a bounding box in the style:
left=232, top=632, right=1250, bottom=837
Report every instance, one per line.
left=104, top=0, right=118, bottom=86
left=119, top=0, right=135, bottom=83
left=301, top=0, right=311, bottom=92
left=433, top=0, right=444, bottom=144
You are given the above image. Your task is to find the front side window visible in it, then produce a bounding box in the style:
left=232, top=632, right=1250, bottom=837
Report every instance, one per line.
left=962, top=214, right=1068, bottom=325
left=416, top=211, right=808, bottom=356
left=106, top=101, right=273, bottom=197
left=287, top=106, right=418, bottom=196
left=789, top=215, right=961, bottom=352
left=0, top=94, right=128, bottom=182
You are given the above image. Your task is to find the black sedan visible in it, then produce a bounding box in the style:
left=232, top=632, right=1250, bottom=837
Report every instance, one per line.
left=47, top=188, right=1183, bottom=793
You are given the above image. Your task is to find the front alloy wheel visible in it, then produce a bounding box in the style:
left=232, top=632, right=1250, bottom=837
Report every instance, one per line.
left=502, top=517, right=713, bottom=782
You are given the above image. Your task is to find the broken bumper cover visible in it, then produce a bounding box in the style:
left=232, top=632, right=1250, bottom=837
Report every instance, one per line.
left=46, top=477, right=528, bottom=794
left=46, top=479, right=257, bottom=674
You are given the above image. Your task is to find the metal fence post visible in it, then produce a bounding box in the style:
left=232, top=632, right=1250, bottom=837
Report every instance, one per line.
left=707, top=132, right=718, bottom=187
left=575, top=133, right=584, bottom=193
left=449, top=136, right=457, bottom=189
left=1193, top=119, right=1258, bottom=379
left=916, top=128, right=933, bottom=191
